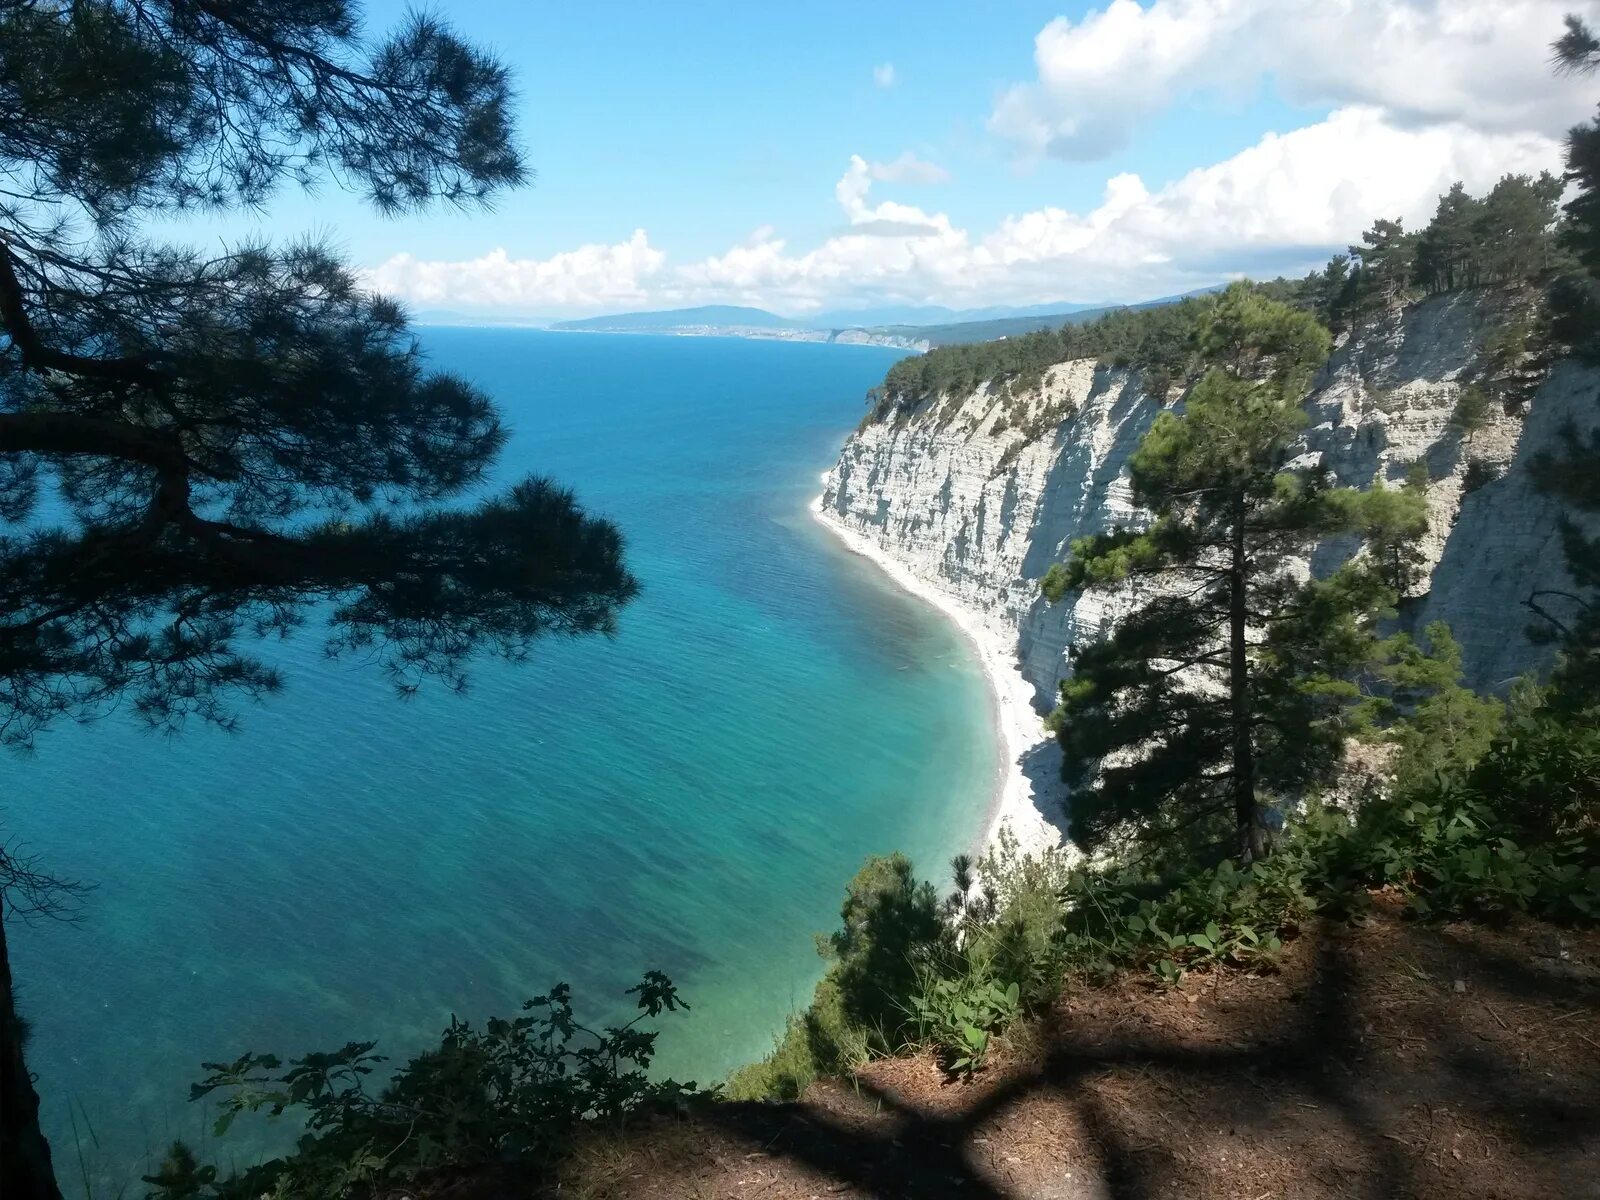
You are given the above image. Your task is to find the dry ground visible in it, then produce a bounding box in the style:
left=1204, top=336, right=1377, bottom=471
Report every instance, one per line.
left=436, top=899, right=1599, bottom=1200
left=555, top=899, right=1599, bottom=1200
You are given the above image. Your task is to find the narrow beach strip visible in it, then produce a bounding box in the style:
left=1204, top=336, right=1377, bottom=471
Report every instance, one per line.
left=810, top=490, right=1067, bottom=861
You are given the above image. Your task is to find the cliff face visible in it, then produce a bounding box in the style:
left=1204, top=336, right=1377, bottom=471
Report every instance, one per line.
left=819, top=292, right=1600, bottom=711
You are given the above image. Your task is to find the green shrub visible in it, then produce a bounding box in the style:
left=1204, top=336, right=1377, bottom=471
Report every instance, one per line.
left=908, top=969, right=1019, bottom=1075
left=1470, top=693, right=1600, bottom=840
left=1294, top=789, right=1599, bottom=921
left=1450, top=384, right=1494, bottom=438
left=827, top=853, right=949, bottom=1037
left=724, top=974, right=867, bottom=1101
left=1286, top=687, right=1598, bottom=922
left=148, top=974, right=694, bottom=1200
left=959, top=827, right=1074, bottom=1004
left=728, top=854, right=947, bottom=1098
left=1054, top=855, right=1306, bottom=987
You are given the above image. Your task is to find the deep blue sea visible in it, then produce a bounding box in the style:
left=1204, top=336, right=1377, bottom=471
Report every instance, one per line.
left=7, top=330, right=996, bottom=1186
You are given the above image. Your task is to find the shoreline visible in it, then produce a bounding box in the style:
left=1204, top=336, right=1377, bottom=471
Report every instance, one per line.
left=543, top=326, right=930, bottom=352
left=809, top=491, right=1067, bottom=862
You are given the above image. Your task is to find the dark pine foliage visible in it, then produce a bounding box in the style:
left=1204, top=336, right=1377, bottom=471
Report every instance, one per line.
left=0, top=5, right=637, bottom=1198
left=1530, top=13, right=1600, bottom=710
left=0, top=3, right=639, bottom=749
left=1041, top=286, right=1413, bottom=862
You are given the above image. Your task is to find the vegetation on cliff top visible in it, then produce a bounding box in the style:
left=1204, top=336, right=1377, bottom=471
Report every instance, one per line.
left=865, top=170, right=1568, bottom=425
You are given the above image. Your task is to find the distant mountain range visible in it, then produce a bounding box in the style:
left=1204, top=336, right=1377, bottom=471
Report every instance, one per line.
left=441, top=286, right=1227, bottom=348
left=808, top=300, right=1110, bottom=327
left=548, top=300, right=1116, bottom=336
left=551, top=305, right=798, bottom=332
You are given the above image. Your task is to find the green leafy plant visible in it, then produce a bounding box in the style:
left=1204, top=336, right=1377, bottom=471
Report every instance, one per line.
left=1054, top=850, right=1306, bottom=988
left=909, top=973, right=1020, bottom=1075
left=729, top=855, right=947, bottom=1100
left=151, top=974, right=695, bottom=1200
left=1151, top=957, right=1184, bottom=987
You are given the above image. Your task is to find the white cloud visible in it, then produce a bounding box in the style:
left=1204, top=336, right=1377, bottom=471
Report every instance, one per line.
left=830, top=154, right=952, bottom=236
left=368, top=112, right=1562, bottom=316
left=676, top=110, right=1560, bottom=311
left=364, top=230, right=664, bottom=314
left=991, top=0, right=1598, bottom=160
left=865, top=150, right=951, bottom=185
left=873, top=62, right=897, bottom=88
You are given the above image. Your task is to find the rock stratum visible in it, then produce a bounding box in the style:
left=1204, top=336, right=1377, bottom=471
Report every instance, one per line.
left=820, top=291, right=1600, bottom=730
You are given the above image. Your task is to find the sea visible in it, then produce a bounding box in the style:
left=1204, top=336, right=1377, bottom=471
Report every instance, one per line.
left=5, top=329, right=997, bottom=1187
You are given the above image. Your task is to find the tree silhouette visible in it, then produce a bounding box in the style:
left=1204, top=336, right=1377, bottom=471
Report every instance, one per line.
left=0, top=5, right=637, bottom=1196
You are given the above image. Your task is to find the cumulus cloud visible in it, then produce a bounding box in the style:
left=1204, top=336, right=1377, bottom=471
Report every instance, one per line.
left=684, top=109, right=1560, bottom=311
left=364, top=231, right=664, bottom=314
left=368, top=112, right=1561, bottom=316
left=990, top=0, right=1597, bottom=160
left=974, top=109, right=1558, bottom=295
left=830, top=154, right=952, bottom=237
left=873, top=62, right=897, bottom=88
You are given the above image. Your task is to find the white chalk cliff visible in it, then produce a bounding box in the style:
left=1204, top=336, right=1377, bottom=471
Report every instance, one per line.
left=820, top=292, right=1600, bottom=730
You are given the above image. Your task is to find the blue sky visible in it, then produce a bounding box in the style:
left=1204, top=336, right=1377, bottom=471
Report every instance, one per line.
left=177, top=1, right=1600, bottom=317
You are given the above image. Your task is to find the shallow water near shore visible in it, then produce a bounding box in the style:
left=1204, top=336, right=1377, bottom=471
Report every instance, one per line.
left=6, top=330, right=998, bottom=1185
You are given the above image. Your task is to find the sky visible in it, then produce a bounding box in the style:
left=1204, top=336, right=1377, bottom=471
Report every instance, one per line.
left=182, top=0, right=1600, bottom=319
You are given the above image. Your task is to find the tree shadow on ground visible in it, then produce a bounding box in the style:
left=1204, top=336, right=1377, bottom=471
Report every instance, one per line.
left=653, top=911, right=1600, bottom=1200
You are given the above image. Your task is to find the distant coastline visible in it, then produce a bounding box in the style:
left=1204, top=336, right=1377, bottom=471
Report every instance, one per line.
left=550, top=324, right=930, bottom=352
left=413, top=288, right=1225, bottom=352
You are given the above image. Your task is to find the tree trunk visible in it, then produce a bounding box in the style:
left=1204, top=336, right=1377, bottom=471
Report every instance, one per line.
left=1229, top=507, right=1267, bottom=863
left=0, top=907, right=64, bottom=1200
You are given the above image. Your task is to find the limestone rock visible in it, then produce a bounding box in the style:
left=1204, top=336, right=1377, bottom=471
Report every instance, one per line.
left=820, top=292, right=1600, bottom=713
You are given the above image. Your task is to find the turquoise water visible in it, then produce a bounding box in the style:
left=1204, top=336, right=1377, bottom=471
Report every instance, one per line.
left=6, top=330, right=996, bottom=1184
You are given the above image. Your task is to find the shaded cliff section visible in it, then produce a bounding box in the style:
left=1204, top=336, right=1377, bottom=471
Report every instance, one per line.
left=820, top=291, right=1600, bottom=705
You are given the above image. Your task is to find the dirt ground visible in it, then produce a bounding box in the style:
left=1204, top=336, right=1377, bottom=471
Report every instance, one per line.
left=531, top=899, right=1600, bottom=1200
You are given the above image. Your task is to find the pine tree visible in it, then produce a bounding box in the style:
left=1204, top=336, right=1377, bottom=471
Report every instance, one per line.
left=0, top=6, right=637, bottom=1196
left=1352, top=462, right=1432, bottom=598
left=1310, top=253, right=1357, bottom=331
left=1475, top=173, right=1563, bottom=283
left=1349, top=218, right=1418, bottom=311
left=1366, top=622, right=1506, bottom=794
left=1416, top=183, right=1484, bottom=292
left=1042, top=285, right=1408, bottom=862
left=1532, top=13, right=1600, bottom=708
left=1550, top=14, right=1600, bottom=356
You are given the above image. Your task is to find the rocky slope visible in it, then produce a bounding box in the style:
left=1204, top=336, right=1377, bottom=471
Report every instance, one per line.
left=819, top=291, right=1600, bottom=714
